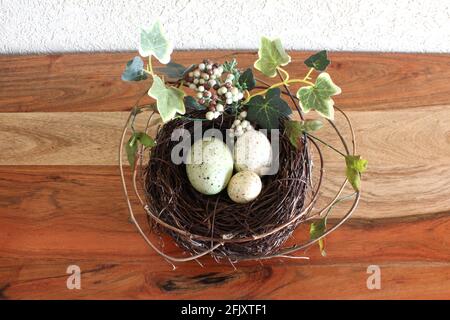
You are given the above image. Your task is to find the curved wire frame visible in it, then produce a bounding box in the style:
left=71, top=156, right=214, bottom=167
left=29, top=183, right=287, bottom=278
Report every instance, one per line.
left=119, top=88, right=360, bottom=264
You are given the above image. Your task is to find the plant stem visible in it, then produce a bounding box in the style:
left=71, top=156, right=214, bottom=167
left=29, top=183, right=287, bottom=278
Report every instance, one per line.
left=307, top=133, right=347, bottom=157
left=277, top=67, right=290, bottom=82
left=323, top=192, right=357, bottom=218
left=147, top=56, right=154, bottom=75
left=244, top=78, right=314, bottom=103
left=276, top=69, right=304, bottom=120
left=304, top=67, right=314, bottom=80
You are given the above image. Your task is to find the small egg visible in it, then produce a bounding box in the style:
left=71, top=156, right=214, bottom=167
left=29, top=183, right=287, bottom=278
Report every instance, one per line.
left=234, top=130, right=272, bottom=176
left=227, top=171, right=262, bottom=204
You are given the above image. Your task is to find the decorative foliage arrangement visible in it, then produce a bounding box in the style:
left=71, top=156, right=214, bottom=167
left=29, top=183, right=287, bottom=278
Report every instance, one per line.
left=120, top=21, right=367, bottom=263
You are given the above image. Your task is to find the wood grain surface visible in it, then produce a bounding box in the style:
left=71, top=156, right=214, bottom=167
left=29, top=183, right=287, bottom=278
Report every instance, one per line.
left=0, top=51, right=449, bottom=299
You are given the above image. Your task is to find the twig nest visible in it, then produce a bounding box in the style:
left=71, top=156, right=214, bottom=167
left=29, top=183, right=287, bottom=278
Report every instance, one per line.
left=234, top=130, right=272, bottom=176
left=186, top=137, right=233, bottom=195
left=144, top=111, right=310, bottom=259
left=227, top=171, right=262, bottom=204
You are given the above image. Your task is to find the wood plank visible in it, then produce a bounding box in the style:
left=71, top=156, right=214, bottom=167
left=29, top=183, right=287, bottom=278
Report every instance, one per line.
left=0, top=168, right=449, bottom=299
left=1, top=259, right=449, bottom=299
left=1, top=105, right=450, bottom=219
left=1, top=52, right=449, bottom=113
left=0, top=112, right=157, bottom=165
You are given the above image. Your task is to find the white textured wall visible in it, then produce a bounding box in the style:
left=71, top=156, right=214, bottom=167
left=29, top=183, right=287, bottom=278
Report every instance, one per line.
left=1, top=0, right=449, bottom=54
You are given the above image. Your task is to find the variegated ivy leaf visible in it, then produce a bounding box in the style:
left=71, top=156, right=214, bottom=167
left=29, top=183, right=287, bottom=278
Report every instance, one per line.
left=121, top=56, right=148, bottom=81
left=310, top=217, right=327, bottom=257
left=345, top=155, right=368, bottom=191
left=139, top=21, right=173, bottom=64
left=285, top=119, right=323, bottom=149
left=297, top=72, right=341, bottom=120
left=148, top=75, right=185, bottom=122
left=254, top=37, right=291, bottom=77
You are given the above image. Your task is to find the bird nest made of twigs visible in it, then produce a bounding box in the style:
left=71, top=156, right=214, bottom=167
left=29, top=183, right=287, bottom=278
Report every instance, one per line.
left=119, top=105, right=361, bottom=265
left=144, top=110, right=310, bottom=261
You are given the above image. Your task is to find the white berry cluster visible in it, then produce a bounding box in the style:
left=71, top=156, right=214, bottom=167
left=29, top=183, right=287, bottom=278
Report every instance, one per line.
left=229, top=111, right=253, bottom=137
left=184, top=59, right=245, bottom=120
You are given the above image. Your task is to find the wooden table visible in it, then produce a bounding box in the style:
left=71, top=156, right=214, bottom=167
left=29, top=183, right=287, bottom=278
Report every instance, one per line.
left=0, top=51, right=449, bottom=299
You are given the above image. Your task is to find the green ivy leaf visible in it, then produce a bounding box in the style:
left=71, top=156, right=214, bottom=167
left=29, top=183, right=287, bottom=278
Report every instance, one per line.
left=285, top=119, right=323, bottom=149
left=345, top=155, right=368, bottom=191
left=139, top=21, right=173, bottom=64
left=310, top=217, right=327, bottom=257
left=297, top=72, right=341, bottom=120
left=126, top=134, right=138, bottom=168
left=121, top=56, right=148, bottom=81
left=239, top=68, right=256, bottom=90
left=304, top=50, right=330, bottom=71
left=136, top=132, right=156, bottom=148
left=148, top=75, right=186, bottom=123
left=246, top=88, right=292, bottom=129
left=126, top=131, right=156, bottom=169
left=254, top=37, right=291, bottom=78
left=184, top=96, right=206, bottom=111
left=155, top=62, right=193, bottom=80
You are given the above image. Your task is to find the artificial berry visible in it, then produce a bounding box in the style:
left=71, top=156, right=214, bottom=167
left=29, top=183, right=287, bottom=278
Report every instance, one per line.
left=205, top=111, right=214, bottom=120
left=216, top=104, right=224, bottom=112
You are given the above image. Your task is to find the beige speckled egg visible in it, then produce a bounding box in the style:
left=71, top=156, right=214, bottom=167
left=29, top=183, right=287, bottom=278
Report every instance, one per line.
left=227, top=171, right=262, bottom=204
left=186, top=137, right=234, bottom=195
left=234, top=130, right=272, bottom=176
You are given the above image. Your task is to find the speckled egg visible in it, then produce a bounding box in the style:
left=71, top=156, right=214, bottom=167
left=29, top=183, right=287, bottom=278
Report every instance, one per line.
left=186, top=137, right=234, bottom=195
left=234, top=130, right=272, bottom=176
left=227, top=171, right=262, bottom=204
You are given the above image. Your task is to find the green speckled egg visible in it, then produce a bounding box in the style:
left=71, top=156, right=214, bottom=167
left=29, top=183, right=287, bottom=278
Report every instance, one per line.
left=186, top=137, right=234, bottom=195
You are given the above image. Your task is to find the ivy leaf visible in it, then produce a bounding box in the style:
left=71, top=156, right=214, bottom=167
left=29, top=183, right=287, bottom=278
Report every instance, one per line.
left=184, top=96, right=206, bottom=110
left=155, top=62, right=193, bottom=80
left=126, top=134, right=138, bottom=168
left=285, top=120, right=323, bottom=149
left=121, top=56, right=148, bottom=81
left=136, top=132, right=156, bottom=148
left=139, top=21, right=173, bottom=64
left=254, top=37, right=291, bottom=77
left=125, top=132, right=156, bottom=169
left=297, top=72, right=341, bottom=120
left=345, top=155, right=368, bottom=191
left=148, top=75, right=186, bottom=122
left=304, top=50, right=330, bottom=71
left=239, top=68, right=256, bottom=90
left=246, top=88, right=292, bottom=129
left=310, top=217, right=327, bottom=257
